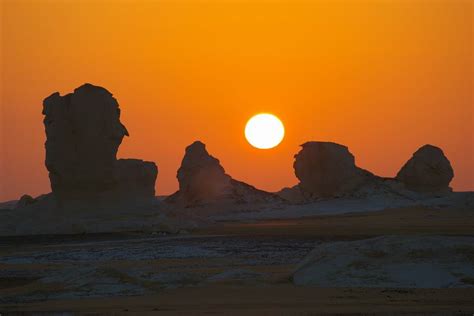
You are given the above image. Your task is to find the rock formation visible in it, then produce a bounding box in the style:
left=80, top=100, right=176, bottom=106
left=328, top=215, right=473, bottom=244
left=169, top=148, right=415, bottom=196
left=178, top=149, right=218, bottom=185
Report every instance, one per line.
left=15, top=194, right=37, bottom=209
left=291, top=142, right=374, bottom=199
left=279, top=141, right=457, bottom=202
left=115, top=159, right=158, bottom=199
left=43, top=84, right=128, bottom=198
left=175, top=141, right=232, bottom=202
left=42, top=83, right=157, bottom=205
left=396, top=144, right=454, bottom=193
left=166, top=141, right=280, bottom=206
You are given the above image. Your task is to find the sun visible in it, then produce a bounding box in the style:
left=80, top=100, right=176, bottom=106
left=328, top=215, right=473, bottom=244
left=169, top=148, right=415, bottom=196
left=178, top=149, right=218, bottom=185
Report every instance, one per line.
left=245, top=113, right=285, bottom=149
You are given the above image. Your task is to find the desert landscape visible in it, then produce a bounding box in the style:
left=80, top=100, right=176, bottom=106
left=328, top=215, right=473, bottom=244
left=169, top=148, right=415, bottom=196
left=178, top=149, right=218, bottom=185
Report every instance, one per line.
left=0, top=84, right=473, bottom=314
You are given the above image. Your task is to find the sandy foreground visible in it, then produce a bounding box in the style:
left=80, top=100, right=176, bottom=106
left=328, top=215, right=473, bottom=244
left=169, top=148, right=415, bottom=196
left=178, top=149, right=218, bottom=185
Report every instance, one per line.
left=3, top=285, right=474, bottom=315
left=0, top=206, right=473, bottom=314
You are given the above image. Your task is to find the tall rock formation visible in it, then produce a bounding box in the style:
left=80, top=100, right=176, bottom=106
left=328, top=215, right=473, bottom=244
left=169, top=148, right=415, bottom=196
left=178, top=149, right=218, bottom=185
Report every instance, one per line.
left=396, top=144, right=454, bottom=193
left=42, top=83, right=157, bottom=205
left=167, top=141, right=280, bottom=206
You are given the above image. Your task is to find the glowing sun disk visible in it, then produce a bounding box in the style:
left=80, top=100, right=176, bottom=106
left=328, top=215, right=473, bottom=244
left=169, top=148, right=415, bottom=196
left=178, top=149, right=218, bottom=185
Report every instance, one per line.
left=245, top=113, right=285, bottom=149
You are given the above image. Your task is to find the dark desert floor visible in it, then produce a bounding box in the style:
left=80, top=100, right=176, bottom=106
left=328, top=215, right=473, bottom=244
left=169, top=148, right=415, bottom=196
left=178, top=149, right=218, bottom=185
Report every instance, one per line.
left=1, top=206, right=473, bottom=314
left=3, top=286, right=474, bottom=315
left=201, top=206, right=474, bottom=237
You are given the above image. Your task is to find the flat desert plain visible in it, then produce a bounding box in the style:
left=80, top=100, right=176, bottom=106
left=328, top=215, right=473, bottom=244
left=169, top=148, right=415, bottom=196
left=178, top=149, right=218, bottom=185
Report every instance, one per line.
left=0, top=206, right=473, bottom=314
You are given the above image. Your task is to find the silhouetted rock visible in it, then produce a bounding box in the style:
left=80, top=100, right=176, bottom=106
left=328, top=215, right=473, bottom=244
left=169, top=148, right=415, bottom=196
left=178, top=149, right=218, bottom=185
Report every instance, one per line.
left=15, top=194, right=37, bottom=209
left=276, top=185, right=307, bottom=203
left=175, top=141, right=231, bottom=203
left=279, top=142, right=458, bottom=203
left=43, top=83, right=129, bottom=199
left=0, top=83, right=166, bottom=235
left=167, top=141, right=280, bottom=206
left=292, top=142, right=374, bottom=199
left=115, top=159, right=158, bottom=199
left=42, top=83, right=157, bottom=206
left=396, top=144, right=454, bottom=193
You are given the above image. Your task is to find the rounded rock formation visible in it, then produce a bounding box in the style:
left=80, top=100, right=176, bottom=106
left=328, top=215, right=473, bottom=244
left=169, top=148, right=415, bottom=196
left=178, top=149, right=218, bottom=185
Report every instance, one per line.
left=396, top=144, right=454, bottom=193
left=293, top=142, right=373, bottom=198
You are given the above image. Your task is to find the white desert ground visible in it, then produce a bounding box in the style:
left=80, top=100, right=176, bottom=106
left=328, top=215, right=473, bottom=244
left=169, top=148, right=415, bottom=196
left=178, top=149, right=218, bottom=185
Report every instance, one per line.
left=0, top=193, right=473, bottom=315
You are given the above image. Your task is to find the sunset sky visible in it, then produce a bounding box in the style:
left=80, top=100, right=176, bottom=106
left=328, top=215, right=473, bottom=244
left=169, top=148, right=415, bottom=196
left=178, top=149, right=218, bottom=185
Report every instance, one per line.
left=1, top=0, right=472, bottom=201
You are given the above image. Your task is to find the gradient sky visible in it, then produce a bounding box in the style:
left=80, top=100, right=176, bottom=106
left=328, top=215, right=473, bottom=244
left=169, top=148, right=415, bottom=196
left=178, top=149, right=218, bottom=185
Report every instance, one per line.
left=1, top=0, right=472, bottom=201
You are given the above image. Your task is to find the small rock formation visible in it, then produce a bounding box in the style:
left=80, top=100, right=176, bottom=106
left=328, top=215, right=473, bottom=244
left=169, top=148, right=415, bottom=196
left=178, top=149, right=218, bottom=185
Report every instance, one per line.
left=277, top=185, right=307, bottom=204
left=42, top=83, right=157, bottom=206
left=175, top=141, right=232, bottom=202
left=15, top=195, right=37, bottom=209
left=396, top=144, right=454, bottom=193
left=291, top=142, right=374, bottom=199
left=167, top=141, right=280, bottom=206
left=115, top=159, right=158, bottom=199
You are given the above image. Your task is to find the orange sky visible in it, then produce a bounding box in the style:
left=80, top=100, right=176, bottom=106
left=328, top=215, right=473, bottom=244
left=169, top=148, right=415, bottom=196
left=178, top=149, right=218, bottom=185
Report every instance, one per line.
left=1, top=0, right=473, bottom=201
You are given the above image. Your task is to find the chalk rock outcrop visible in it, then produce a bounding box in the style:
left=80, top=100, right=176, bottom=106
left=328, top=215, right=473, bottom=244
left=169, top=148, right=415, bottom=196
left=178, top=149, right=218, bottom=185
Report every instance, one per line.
left=167, top=141, right=280, bottom=206
left=292, top=142, right=374, bottom=199
left=279, top=142, right=457, bottom=203
left=175, top=141, right=232, bottom=202
left=396, top=144, right=454, bottom=193
left=115, top=159, right=158, bottom=199
left=292, top=235, right=474, bottom=288
left=15, top=195, right=37, bottom=209
left=42, top=83, right=157, bottom=204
